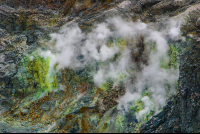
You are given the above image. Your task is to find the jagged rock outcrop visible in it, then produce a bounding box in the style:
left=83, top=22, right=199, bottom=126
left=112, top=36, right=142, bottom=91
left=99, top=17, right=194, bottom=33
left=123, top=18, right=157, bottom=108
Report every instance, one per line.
left=140, top=37, right=200, bottom=133
left=0, top=0, right=200, bottom=133
left=139, top=0, right=200, bottom=133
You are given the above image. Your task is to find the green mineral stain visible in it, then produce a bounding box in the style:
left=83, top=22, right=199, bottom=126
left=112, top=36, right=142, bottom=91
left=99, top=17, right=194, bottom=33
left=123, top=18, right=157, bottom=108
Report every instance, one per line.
left=168, top=44, right=180, bottom=69
left=116, top=38, right=127, bottom=51
left=160, top=43, right=180, bottom=69
left=27, top=54, right=58, bottom=93
left=100, top=79, right=113, bottom=92
left=95, top=107, right=126, bottom=133
left=107, top=38, right=127, bottom=51
left=128, top=92, right=156, bottom=122
left=129, top=100, right=144, bottom=113
left=107, top=40, right=114, bottom=48
left=13, top=51, right=58, bottom=100
left=114, top=114, right=125, bottom=132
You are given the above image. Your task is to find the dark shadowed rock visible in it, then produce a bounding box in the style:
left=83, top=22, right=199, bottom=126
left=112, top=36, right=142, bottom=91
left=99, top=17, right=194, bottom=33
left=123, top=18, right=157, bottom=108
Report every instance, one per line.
left=196, top=17, right=200, bottom=28
left=140, top=37, right=200, bottom=133
left=131, top=0, right=163, bottom=13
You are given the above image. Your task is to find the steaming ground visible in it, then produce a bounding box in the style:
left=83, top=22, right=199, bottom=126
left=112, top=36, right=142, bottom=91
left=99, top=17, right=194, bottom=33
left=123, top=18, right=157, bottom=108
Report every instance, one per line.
left=40, top=16, right=182, bottom=121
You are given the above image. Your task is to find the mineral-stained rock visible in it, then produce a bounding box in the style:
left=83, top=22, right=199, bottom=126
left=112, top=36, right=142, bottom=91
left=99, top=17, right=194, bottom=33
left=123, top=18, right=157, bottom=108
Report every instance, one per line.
left=140, top=37, right=200, bottom=133
left=1, top=0, right=200, bottom=133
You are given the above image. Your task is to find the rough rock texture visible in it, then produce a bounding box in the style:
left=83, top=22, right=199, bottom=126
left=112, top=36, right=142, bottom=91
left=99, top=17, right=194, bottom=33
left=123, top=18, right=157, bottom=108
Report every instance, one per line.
left=0, top=0, right=200, bottom=133
left=140, top=38, right=200, bottom=133
left=138, top=0, right=200, bottom=133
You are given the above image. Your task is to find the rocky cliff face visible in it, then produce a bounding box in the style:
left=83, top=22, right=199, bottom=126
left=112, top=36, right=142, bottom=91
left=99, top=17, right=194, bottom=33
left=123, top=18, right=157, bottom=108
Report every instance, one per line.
left=0, top=0, right=200, bottom=133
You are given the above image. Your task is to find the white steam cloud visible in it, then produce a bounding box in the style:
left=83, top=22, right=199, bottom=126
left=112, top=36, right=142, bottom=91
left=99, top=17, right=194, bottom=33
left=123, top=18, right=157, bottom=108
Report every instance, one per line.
left=40, top=16, right=181, bottom=121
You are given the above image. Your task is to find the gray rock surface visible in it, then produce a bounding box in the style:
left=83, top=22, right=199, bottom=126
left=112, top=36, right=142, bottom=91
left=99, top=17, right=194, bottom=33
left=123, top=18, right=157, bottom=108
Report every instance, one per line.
left=0, top=0, right=200, bottom=133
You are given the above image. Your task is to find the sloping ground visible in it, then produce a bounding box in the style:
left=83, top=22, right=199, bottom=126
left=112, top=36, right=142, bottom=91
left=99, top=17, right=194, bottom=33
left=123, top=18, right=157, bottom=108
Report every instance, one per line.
left=0, top=1, right=131, bottom=133
left=140, top=37, right=200, bottom=133
left=0, top=0, right=200, bottom=133
left=138, top=0, right=200, bottom=132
